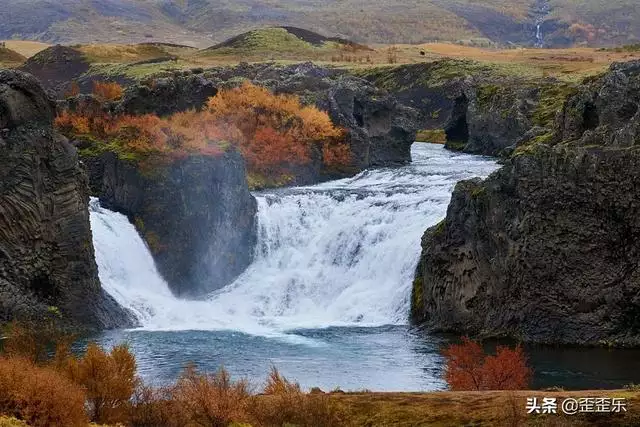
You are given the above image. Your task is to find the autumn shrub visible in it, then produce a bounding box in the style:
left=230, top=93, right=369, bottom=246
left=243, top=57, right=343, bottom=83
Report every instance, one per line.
left=129, top=384, right=181, bottom=427
left=0, top=357, right=88, bottom=427
left=250, top=367, right=345, bottom=427
left=206, top=81, right=351, bottom=175
left=171, top=364, right=251, bottom=427
left=93, top=81, right=124, bottom=101
left=64, top=81, right=81, bottom=98
left=60, top=343, right=139, bottom=424
left=443, top=337, right=532, bottom=391
left=56, top=82, right=350, bottom=182
left=1, top=318, right=74, bottom=364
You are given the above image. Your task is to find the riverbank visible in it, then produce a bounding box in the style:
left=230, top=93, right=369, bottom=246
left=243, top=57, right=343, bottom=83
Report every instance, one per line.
left=330, top=389, right=640, bottom=426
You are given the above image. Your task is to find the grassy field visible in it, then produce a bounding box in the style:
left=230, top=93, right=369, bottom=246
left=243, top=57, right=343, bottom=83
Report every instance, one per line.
left=5, top=24, right=639, bottom=86
left=1, top=40, right=50, bottom=57
left=331, top=389, right=640, bottom=426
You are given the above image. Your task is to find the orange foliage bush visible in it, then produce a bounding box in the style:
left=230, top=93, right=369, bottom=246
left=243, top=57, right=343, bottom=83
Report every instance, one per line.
left=93, top=81, right=124, bottom=101
left=443, top=337, right=531, bottom=391
left=56, top=82, right=350, bottom=180
left=64, top=81, right=80, bottom=99
left=0, top=357, right=88, bottom=427
left=206, top=82, right=351, bottom=174
left=60, top=343, right=139, bottom=424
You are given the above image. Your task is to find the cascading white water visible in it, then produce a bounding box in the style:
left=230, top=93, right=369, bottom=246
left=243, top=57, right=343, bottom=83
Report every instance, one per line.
left=91, top=144, right=498, bottom=336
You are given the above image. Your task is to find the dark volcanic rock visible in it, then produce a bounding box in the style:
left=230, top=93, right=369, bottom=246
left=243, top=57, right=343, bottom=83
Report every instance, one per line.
left=19, top=45, right=90, bottom=96
left=84, top=150, right=257, bottom=297
left=555, top=61, right=640, bottom=147
left=360, top=61, right=575, bottom=157
left=118, top=72, right=218, bottom=116
left=412, top=61, right=640, bottom=346
left=0, top=70, right=134, bottom=328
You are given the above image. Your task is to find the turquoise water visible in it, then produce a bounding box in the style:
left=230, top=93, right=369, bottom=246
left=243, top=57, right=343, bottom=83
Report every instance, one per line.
left=92, top=327, right=640, bottom=391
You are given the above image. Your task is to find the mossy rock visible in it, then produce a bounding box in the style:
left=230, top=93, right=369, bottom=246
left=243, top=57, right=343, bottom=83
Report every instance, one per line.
left=410, top=276, right=425, bottom=323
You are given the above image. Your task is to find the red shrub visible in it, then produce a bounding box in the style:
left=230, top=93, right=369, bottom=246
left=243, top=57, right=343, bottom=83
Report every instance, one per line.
left=443, top=337, right=531, bottom=391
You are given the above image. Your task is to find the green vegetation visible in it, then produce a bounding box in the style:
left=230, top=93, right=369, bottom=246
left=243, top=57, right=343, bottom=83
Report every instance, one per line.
left=532, top=83, right=578, bottom=128
left=476, top=84, right=500, bottom=108
left=410, top=277, right=425, bottom=322
left=446, top=139, right=468, bottom=151
left=415, top=129, right=446, bottom=144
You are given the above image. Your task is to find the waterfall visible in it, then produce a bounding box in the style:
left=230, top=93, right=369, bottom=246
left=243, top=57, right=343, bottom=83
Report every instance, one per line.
left=91, top=144, right=498, bottom=336
left=532, top=0, right=551, bottom=47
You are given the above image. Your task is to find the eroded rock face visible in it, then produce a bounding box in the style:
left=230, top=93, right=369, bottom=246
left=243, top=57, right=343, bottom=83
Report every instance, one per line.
left=0, top=70, right=133, bottom=328
left=117, top=62, right=418, bottom=177
left=412, top=61, right=640, bottom=346
left=443, top=81, right=543, bottom=156
left=84, top=150, right=257, bottom=297
left=555, top=61, right=640, bottom=147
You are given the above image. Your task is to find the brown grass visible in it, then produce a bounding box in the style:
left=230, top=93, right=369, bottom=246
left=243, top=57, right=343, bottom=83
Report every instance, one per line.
left=0, top=41, right=50, bottom=58
left=332, top=390, right=640, bottom=426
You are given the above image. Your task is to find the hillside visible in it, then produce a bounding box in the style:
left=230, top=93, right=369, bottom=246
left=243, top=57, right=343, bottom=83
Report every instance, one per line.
left=0, top=0, right=639, bottom=48
left=0, top=45, right=26, bottom=67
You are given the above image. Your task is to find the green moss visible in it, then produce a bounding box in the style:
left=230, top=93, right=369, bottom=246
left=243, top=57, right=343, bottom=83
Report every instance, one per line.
left=86, top=60, right=184, bottom=81
left=532, top=83, right=578, bottom=128
left=134, top=217, right=145, bottom=232
left=415, top=129, right=446, bottom=144
left=470, top=185, right=486, bottom=198
left=410, top=276, right=425, bottom=323
left=432, top=220, right=446, bottom=236
left=446, top=139, right=467, bottom=151
left=476, top=84, right=499, bottom=108
left=144, top=231, right=164, bottom=254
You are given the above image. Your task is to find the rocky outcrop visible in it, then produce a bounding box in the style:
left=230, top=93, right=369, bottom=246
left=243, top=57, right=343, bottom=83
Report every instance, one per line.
left=412, top=60, right=640, bottom=346
left=19, top=45, right=90, bottom=97
left=83, top=150, right=257, bottom=297
left=359, top=61, right=575, bottom=157
left=118, top=71, right=218, bottom=116
left=117, top=62, right=418, bottom=174
left=555, top=61, right=640, bottom=147
left=0, top=70, right=133, bottom=328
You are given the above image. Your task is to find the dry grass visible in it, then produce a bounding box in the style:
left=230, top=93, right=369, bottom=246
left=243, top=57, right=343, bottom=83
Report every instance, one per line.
left=1, top=41, right=50, bottom=58
left=76, top=43, right=194, bottom=64
left=333, top=389, right=640, bottom=426
left=6, top=35, right=636, bottom=83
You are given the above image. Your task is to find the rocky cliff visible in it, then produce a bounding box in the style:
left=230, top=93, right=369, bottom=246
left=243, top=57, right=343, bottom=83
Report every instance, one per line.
left=0, top=70, right=133, bottom=328
left=359, top=60, right=575, bottom=157
left=412, top=60, right=640, bottom=346
left=118, top=62, right=418, bottom=175
left=83, top=150, right=257, bottom=297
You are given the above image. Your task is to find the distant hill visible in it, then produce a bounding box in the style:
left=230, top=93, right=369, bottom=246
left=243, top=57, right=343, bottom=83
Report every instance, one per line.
left=0, top=45, right=26, bottom=66
left=200, top=27, right=372, bottom=60
left=0, top=0, right=638, bottom=48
